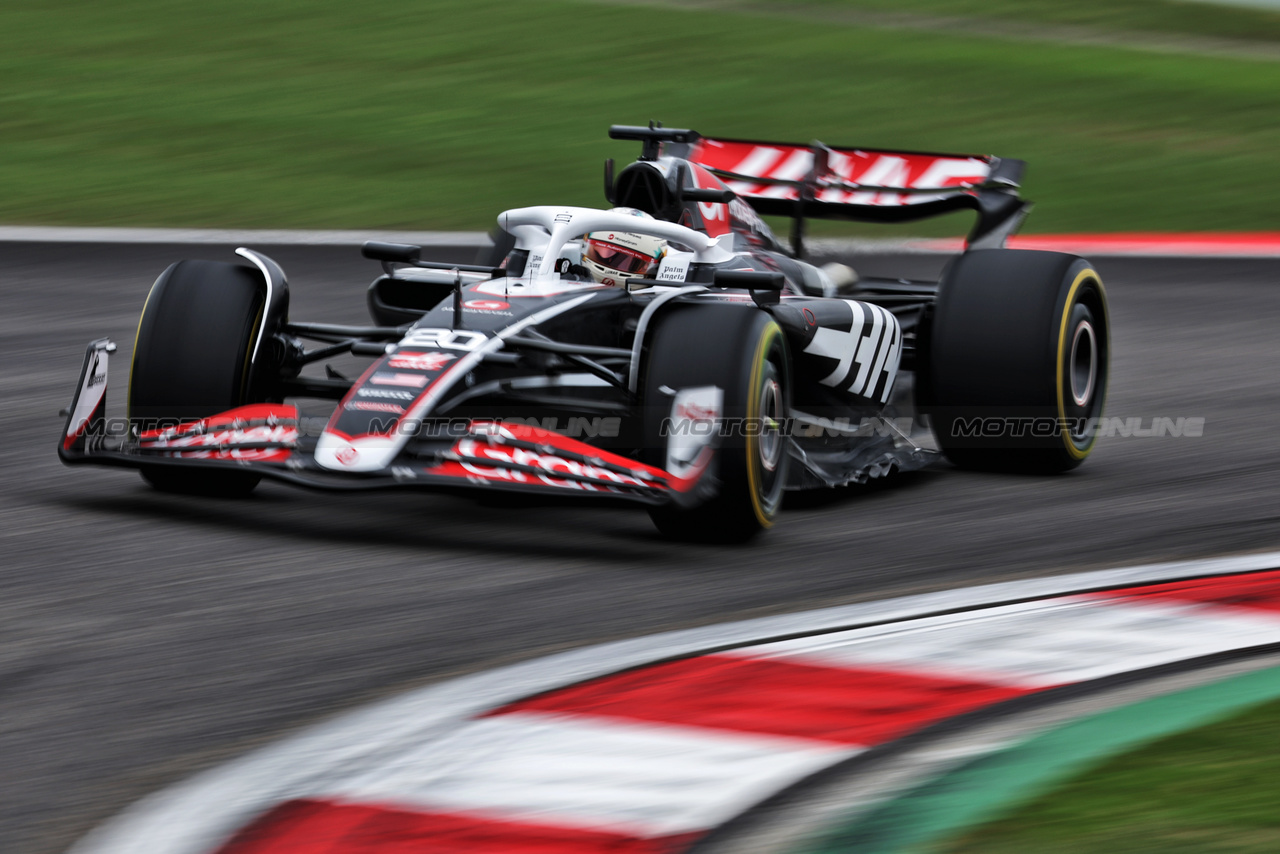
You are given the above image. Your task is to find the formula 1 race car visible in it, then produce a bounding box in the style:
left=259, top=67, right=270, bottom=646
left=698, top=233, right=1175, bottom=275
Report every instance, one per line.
left=59, top=124, right=1109, bottom=542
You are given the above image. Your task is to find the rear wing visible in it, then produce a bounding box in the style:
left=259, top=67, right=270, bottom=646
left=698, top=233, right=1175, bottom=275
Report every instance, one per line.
left=610, top=125, right=1030, bottom=252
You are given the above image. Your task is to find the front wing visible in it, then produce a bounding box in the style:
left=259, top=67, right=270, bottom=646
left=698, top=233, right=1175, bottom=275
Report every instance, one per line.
left=58, top=339, right=705, bottom=506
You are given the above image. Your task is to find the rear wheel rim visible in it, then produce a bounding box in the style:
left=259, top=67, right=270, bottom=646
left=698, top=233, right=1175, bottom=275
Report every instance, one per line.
left=758, top=377, right=783, bottom=473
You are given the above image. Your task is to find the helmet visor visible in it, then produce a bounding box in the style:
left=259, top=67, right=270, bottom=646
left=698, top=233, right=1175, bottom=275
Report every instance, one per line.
left=585, top=238, right=657, bottom=275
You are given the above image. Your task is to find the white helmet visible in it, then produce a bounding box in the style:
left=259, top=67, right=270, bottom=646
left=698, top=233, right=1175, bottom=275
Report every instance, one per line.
left=582, top=208, right=666, bottom=286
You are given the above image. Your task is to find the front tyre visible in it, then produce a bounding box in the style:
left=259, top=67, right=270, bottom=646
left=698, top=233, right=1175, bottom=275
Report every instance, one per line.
left=643, top=304, right=791, bottom=543
left=129, top=260, right=269, bottom=497
left=919, top=249, right=1109, bottom=473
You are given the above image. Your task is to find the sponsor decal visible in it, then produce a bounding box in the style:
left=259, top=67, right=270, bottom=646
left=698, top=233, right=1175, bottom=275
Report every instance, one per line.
left=65, top=344, right=111, bottom=448
left=463, top=298, right=511, bottom=311
left=728, top=196, right=768, bottom=230
left=140, top=425, right=298, bottom=448
left=356, top=387, right=416, bottom=401
left=689, top=163, right=734, bottom=237
left=386, top=351, right=456, bottom=372
left=666, top=386, right=723, bottom=480
left=802, top=308, right=817, bottom=326
left=370, top=372, right=430, bottom=388
left=86, top=351, right=106, bottom=387
left=136, top=405, right=296, bottom=436
left=655, top=250, right=693, bottom=283
left=429, top=421, right=711, bottom=493
left=335, top=446, right=359, bottom=466
left=689, top=139, right=990, bottom=207
left=399, top=328, right=488, bottom=351
left=346, top=401, right=405, bottom=414
left=675, top=401, right=719, bottom=422
left=455, top=438, right=649, bottom=491
left=139, top=424, right=298, bottom=464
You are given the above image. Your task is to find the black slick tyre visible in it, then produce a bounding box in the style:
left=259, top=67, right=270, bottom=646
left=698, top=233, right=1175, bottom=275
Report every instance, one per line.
left=919, top=249, right=1109, bottom=473
left=129, top=260, right=267, bottom=497
left=642, top=304, right=790, bottom=542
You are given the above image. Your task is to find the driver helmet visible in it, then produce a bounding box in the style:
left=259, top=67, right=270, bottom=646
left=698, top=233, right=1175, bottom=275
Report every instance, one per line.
left=582, top=208, right=666, bottom=286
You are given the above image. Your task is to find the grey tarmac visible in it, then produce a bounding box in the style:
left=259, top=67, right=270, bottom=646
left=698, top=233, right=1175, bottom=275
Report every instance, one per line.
left=2, top=242, right=1278, bottom=853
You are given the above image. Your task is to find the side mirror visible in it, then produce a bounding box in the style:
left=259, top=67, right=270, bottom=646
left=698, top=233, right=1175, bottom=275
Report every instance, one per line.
left=361, top=242, right=422, bottom=264
left=713, top=269, right=785, bottom=307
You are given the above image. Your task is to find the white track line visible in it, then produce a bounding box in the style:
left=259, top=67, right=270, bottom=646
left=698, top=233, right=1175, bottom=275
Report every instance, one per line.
left=734, top=596, right=1280, bottom=688
left=0, top=226, right=491, bottom=246
left=8, top=227, right=1280, bottom=257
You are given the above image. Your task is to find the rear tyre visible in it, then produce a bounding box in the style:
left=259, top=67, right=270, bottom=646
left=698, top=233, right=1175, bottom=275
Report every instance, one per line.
left=642, top=304, right=790, bottom=543
left=129, top=260, right=268, bottom=497
left=919, top=249, right=1109, bottom=473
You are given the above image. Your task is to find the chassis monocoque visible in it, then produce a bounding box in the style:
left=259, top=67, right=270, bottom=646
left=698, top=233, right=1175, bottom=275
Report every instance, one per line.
left=59, top=125, right=1109, bottom=542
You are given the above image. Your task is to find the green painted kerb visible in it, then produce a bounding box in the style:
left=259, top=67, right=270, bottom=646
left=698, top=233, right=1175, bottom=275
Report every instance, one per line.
left=798, top=663, right=1280, bottom=854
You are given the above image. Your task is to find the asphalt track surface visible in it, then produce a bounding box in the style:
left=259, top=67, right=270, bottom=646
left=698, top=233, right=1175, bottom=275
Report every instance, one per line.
left=3, top=243, right=1278, bottom=854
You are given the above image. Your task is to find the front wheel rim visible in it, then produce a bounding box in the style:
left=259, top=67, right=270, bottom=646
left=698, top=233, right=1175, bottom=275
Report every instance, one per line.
left=1070, top=318, right=1097, bottom=408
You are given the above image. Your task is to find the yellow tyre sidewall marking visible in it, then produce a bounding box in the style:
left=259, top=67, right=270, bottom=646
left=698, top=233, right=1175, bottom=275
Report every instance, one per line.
left=746, top=321, right=784, bottom=528
left=240, top=300, right=265, bottom=404
left=126, top=277, right=164, bottom=424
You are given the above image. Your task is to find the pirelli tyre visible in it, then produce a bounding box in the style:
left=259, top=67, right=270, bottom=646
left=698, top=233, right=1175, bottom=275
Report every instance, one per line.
left=918, top=249, right=1109, bottom=473
left=642, top=304, right=791, bottom=542
left=129, top=260, right=271, bottom=497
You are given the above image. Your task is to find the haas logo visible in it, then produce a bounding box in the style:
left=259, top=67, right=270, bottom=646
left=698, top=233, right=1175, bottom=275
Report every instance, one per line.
left=335, top=446, right=360, bottom=466
left=86, top=352, right=106, bottom=387
left=697, top=201, right=725, bottom=221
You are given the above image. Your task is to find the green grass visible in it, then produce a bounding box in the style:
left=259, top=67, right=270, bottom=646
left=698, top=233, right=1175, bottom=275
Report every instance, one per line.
left=944, top=696, right=1280, bottom=853
left=3, top=0, right=1280, bottom=232
left=753, top=0, right=1280, bottom=43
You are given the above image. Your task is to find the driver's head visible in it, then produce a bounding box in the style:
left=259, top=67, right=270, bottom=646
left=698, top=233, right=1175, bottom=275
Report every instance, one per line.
left=582, top=208, right=666, bottom=286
